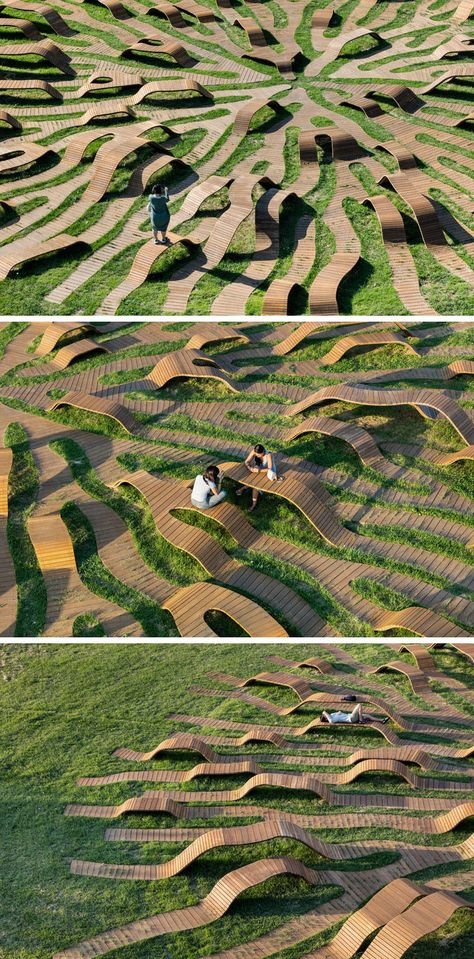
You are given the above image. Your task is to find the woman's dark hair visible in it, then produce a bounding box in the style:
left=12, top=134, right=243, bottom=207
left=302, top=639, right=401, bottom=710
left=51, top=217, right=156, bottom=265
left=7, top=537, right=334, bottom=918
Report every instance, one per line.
left=151, top=184, right=165, bottom=196
left=320, top=712, right=329, bottom=723
left=254, top=444, right=266, bottom=456
left=203, top=465, right=219, bottom=485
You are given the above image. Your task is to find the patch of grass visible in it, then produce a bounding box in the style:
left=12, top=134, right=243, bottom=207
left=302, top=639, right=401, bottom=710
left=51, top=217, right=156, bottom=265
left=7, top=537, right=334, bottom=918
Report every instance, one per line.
left=4, top=421, right=46, bottom=637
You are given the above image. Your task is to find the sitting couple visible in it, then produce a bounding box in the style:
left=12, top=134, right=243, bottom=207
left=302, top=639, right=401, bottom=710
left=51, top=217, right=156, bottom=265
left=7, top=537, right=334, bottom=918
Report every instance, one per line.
left=190, top=444, right=283, bottom=512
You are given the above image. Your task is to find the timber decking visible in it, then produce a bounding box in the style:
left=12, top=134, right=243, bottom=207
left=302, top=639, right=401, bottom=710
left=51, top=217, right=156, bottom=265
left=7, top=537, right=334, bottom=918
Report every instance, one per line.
left=162, top=581, right=288, bottom=637
left=53, top=857, right=318, bottom=959
left=0, top=0, right=472, bottom=312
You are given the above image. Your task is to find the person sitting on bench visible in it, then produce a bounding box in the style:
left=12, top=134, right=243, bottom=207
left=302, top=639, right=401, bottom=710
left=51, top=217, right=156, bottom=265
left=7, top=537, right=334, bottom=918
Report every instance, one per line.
left=237, top=444, right=283, bottom=512
left=191, top=465, right=226, bottom=509
left=321, top=703, right=388, bottom=724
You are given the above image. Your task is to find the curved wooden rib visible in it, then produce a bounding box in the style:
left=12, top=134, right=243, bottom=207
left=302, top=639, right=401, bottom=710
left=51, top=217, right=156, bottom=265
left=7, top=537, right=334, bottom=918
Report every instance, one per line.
left=314, top=129, right=365, bottom=161
left=0, top=15, right=44, bottom=39
left=76, top=755, right=468, bottom=791
left=186, top=324, right=249, bottom=351
left=0, top=110, right=23, bottom=130
left=36, top=322, right=95, bottom=356
left=130, top=78, right=213, bottom=104
left=0, top=78, right=61, bottom=99
left=0, top=447, right=13, bottom=518
left=433, top=445, right=474, bottom=465
left=145, top=348, right=239, bottom=392
left=283, top=415, right=386, bottom=469
left=218, top=460, right=357, bottom=549
left=0, top=40, right=74, bottom=75
left=112, top=734, right=456, bottom=773
left=113, top=730, right=289, bottom=761
left=0, top=1, right=72, bottom=35
left=68, top=817, right=435, bottom=881
left=123, top=37, right=196, bottom=67
left=0, top=446, right=16, bottom=637
left=320, top=331, right=419, bottom=365
left=27, top=512, right=138, bottom=637
left=0, top=236, right=88, bottom=282
left=360, top=890, right=473, bottom=959
left=162, top=581, right=288, bottom=637
left=370, top=660, right=431, bottom=694
left=53, top=857, right=317, bottom=959
left=272, top=323, right=326, bottom=356
left=46, top=392, right=139, bottom=433
left=49, top=339, right=109, bottom=370
left=285, top=385, right=474, bottom=446
left=309, top=252, right=360, bottom=314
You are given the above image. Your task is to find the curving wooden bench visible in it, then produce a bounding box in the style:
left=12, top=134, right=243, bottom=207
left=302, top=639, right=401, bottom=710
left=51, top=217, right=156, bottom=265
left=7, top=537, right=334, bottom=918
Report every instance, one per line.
left=0, top=446, right=16, bottom=637
left=309, top=252, right=360, bottom=314
left=0, top=447, right=13, bottom=518
left=46, top=392, right=139, bottom=433
left=145, top=348, right=239, bottom=392
left=110, top=471, right=324, bottom=637
left=69, top=817, right=431, bottom=881
left=122, top=37, right=196, bottom=66
left=285, top=385, right=474, bottom=446
left=0, top=1, right=73, bottom=35
left=146, top=1, right=187, bottom=27
left=0, top=78, right=62, bottom=99
left=272, top=322, right=326, bottom=356
left=48, top=338, right=109, bottom=370
left=52, top=857, right=318, bottom=959
left=76, top=754, right=469, bottom=792
left=319, top=331, right=420, bottom=365
left=314, top=129, right=366, bottom=162
left=0, top=40, right=75, bottom=75
left=218, top=459, right=357, bottom=549
left=433, top=445, right=474, bottom=465
left=162, top=581, right=288, bottom=637
left=370, top=659, right=431, bottom=694
left=113, top=728, right=289, bottom=761
left=0, top=16, right=44, bottom=39
left=36, top=321, right=94, bottom=356
left=0, top=236, right=89, bottom=281
left=283, top=415, right=387, bottom=469
left=359, top=889, right=474, bottom=959
left=112, top=732, right=456, bottom=775
left=186, top=323, right=249, bottom=350
left=129, top=78, right=213, bottom=104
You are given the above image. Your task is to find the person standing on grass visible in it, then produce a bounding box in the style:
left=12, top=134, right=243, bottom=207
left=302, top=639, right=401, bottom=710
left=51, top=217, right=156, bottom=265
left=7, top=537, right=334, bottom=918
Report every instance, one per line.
left=148, top=184, right=170, bottom=245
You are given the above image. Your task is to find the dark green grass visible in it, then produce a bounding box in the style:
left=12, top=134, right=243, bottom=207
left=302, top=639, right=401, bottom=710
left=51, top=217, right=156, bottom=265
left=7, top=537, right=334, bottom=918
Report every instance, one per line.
left=1, top=643, right=473, bottom=959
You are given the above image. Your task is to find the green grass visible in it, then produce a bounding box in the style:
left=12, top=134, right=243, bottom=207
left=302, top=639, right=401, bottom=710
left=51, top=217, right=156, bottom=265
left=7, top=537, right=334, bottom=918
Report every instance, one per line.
left=1, top=643, right=474, bottom=959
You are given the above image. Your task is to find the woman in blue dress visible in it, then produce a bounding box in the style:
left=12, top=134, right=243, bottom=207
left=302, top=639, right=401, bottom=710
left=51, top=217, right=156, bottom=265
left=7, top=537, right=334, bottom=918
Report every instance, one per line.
left=148, top=184, right=170, bottom=245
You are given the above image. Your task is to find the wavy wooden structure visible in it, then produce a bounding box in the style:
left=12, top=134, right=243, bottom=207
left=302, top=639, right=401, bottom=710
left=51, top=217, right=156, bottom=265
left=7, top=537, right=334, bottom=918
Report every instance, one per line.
left=286, top=385, right=474, bottom=446
left=145, top=349, right=240, bottom=392
left=53, top=857, right=318, bottom=959
left=0, top=446, right=16, bottom=638
left=68, top=816, right=464, bottom=881
left=359, top=889, right=473, bottom=959
left=320, top=331, right=420, bottom=365
left=0, top=0, right=472, bottom=315
left=163, top=581, right=288, bottom=637
left=46, top=392, right=139, bottom=433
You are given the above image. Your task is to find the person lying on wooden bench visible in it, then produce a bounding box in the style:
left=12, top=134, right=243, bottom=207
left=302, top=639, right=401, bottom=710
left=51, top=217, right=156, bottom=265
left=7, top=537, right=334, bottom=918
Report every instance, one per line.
left=237, top=444, right=284, bottom=512
left=321, top=703, right=389, bottom=724
left=191, top=465, right=227, bottom=510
